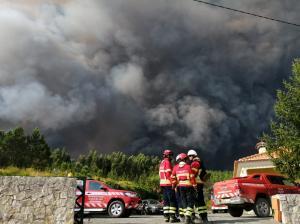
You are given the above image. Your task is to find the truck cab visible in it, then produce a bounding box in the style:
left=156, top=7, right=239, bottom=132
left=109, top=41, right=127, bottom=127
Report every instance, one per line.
left=75, top=179, right=141, bottom=217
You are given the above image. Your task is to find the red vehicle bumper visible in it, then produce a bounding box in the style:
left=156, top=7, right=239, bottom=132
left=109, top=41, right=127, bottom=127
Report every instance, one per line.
left=125, top=197, right=141, bottom=209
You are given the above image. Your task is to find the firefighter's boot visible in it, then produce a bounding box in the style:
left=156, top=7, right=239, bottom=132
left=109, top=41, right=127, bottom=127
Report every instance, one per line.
left=185, top=216, right=194, bottom=224
left=170, top=214, right=180, bottom=223
left=193, top=216, right=203, bottom=224
left=179, top=215, right=185, bottom=223
left=192, top=213, right=199, bottom=223
left=200, top=213, right=209, bottom=224
left=164, top=214, right=170, bottom=223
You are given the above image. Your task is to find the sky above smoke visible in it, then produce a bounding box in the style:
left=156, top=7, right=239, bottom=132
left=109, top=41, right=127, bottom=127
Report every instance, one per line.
left=0, top=0, right=299, bottom=169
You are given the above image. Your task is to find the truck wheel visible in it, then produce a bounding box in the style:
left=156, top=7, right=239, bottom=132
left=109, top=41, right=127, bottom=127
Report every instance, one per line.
left=108, top=200, right=125, bottom=218
left=228, top=207, right=243, bottom=217
left=254, top=198, right=271, bottom=217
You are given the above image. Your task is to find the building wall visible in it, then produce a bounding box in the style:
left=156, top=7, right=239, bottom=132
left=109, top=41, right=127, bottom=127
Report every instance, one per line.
left=235, top=160, right=275, bottom=177
left=247, top=167, right=280, bottom=175
left=0, top=176, right=76, bottom=224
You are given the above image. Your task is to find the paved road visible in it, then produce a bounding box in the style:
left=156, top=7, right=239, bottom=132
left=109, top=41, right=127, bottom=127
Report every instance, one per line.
left=85, top=213, right=275, bottom=224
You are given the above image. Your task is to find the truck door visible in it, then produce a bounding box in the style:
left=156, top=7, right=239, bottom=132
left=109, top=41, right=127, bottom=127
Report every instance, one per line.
left=247, top=174, right=266, bottom=202
left=265, top=175, right=292, bottom=195
left=85, top=180, right=108, bottom=211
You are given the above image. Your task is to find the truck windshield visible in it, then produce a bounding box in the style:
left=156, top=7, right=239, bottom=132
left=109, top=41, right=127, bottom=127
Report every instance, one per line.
left=267, top=176, right=296, bottom=186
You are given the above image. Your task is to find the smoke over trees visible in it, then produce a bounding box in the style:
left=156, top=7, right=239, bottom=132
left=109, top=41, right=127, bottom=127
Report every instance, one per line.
left=0, top=0, right=299, bottom=169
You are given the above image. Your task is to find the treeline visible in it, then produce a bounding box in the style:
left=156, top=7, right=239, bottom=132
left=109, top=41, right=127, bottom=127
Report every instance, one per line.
left=0, top=127, right=159, bottom=182
left=0, top=127, right=233, bottom=199
left=75, top=150, right=160, bottom=181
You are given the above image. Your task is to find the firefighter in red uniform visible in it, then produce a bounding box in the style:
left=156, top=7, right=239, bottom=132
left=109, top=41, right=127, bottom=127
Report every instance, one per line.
left=175, top=154, right=185, bottom=221
left=159, top=149, right=179, bottom=223
left=171, top=153, right=196, bottom=224
left=187, top=149, right=209, bottom=223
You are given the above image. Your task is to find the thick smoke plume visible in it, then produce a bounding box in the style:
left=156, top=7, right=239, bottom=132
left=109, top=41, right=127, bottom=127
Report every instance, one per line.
left=0, top=0, right=299, bottom=169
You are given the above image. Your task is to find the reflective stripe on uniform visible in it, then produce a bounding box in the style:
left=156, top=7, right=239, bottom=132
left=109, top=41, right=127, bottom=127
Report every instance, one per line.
left=197, top=206, right=207, bottom=214
left=169, top=206, right=177, bottom=214
left=198, top=210, right=207, bottom=214
left=197, top=169, right=202, bottom=175
left=160, top=169, right=172, bottom=172
left=185, top=207, right=193, bottom=216
left=178, top=180, right=192, bottom=186
left=163, top=206, right=170, bottom=214
left=177, top=173, right=189, bottom=177
left=160, top=179, right=171, bottom=185
left=179, top=208, right=185, bottom=215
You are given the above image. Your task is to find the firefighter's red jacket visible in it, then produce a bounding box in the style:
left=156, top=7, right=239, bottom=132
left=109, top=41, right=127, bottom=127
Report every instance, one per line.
left=159, top=158, right=173, bottom=186
left=171, top=162, right=196, bottom=187
left=191, top=158, right=203, bottom=184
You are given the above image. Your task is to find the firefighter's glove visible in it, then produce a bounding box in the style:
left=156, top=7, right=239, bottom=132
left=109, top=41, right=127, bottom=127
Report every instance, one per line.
left=172, top=184, right=176, bottom=190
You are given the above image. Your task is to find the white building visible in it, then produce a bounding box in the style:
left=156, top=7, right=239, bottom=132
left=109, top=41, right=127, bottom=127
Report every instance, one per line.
left=233, top=142, right=280, bottom=177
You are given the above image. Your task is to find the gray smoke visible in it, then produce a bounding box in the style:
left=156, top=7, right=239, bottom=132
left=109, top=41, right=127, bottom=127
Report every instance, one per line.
left=0, top=0, right=299, bottom=169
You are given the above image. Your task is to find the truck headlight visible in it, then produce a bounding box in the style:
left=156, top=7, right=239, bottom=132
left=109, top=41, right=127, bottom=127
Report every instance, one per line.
left=124, top=192, right=137, bottom=197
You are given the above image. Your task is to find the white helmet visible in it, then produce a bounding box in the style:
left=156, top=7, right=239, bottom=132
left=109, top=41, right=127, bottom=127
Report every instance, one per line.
left=187, top=149, right=197, bottom=156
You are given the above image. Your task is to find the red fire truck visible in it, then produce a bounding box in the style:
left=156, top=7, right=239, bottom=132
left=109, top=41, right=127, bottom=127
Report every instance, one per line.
left=75, top=179, right=141, bottom=217
left=213, top=173, right=300, bottom=217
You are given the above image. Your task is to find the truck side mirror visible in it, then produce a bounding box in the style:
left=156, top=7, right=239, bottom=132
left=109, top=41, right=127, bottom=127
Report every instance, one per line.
left=101, top=187, right=108, bottom=191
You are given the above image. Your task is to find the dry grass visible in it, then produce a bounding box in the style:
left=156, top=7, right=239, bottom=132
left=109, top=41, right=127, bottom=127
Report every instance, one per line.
left=0, top=166, right=68, bottom=177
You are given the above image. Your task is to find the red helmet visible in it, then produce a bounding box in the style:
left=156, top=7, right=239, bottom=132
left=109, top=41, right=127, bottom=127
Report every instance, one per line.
left=178, top=153, right=187, bottom=161
left=163, top=149, right=173, bottom=156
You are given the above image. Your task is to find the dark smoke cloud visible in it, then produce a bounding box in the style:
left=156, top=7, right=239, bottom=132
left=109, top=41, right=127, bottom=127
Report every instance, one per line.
left=0, top=0, right=299, bottom=169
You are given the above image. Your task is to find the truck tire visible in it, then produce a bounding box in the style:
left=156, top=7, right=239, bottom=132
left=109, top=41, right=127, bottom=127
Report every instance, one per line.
left=254, top=198, right=271, bottom=217
left=228, top=207, right=243, bottom=217
left=108, top=200, right=125, bottom=218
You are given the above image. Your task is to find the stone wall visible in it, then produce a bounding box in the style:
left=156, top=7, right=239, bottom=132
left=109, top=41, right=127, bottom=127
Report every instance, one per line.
left=278, top=194, right=300, bottom=224
left=0, top=176, right=77, bottom=224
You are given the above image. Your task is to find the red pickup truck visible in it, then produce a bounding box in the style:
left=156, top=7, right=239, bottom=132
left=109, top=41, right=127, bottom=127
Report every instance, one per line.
left=213, top=173, right=300, bottom=218
left=75, top=179, right=141, bottom=217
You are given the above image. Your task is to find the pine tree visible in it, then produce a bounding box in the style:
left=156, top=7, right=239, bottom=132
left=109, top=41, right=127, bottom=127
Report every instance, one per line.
left=0, top=130, right=7, bottom=167
left=264, top=60, right=300, bottom=180
left=50, top=148, right=71, bottom=169
left=28, top=128, right=51, bottom=169
left=1, top=127, right=28, bottom=167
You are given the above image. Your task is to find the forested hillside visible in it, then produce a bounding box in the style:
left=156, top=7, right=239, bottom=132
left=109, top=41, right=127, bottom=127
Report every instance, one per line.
left=0, top=127, right=232, bottom=198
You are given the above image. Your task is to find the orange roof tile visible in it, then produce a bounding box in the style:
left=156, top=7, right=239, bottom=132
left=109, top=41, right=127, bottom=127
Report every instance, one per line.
left=237, top=152, right=271, bottom=162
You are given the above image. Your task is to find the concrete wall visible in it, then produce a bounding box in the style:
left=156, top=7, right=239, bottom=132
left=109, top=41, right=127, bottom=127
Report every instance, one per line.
left=278, top=194, right=300, bottom=224
left=0, top=176, right=77, bottom=224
